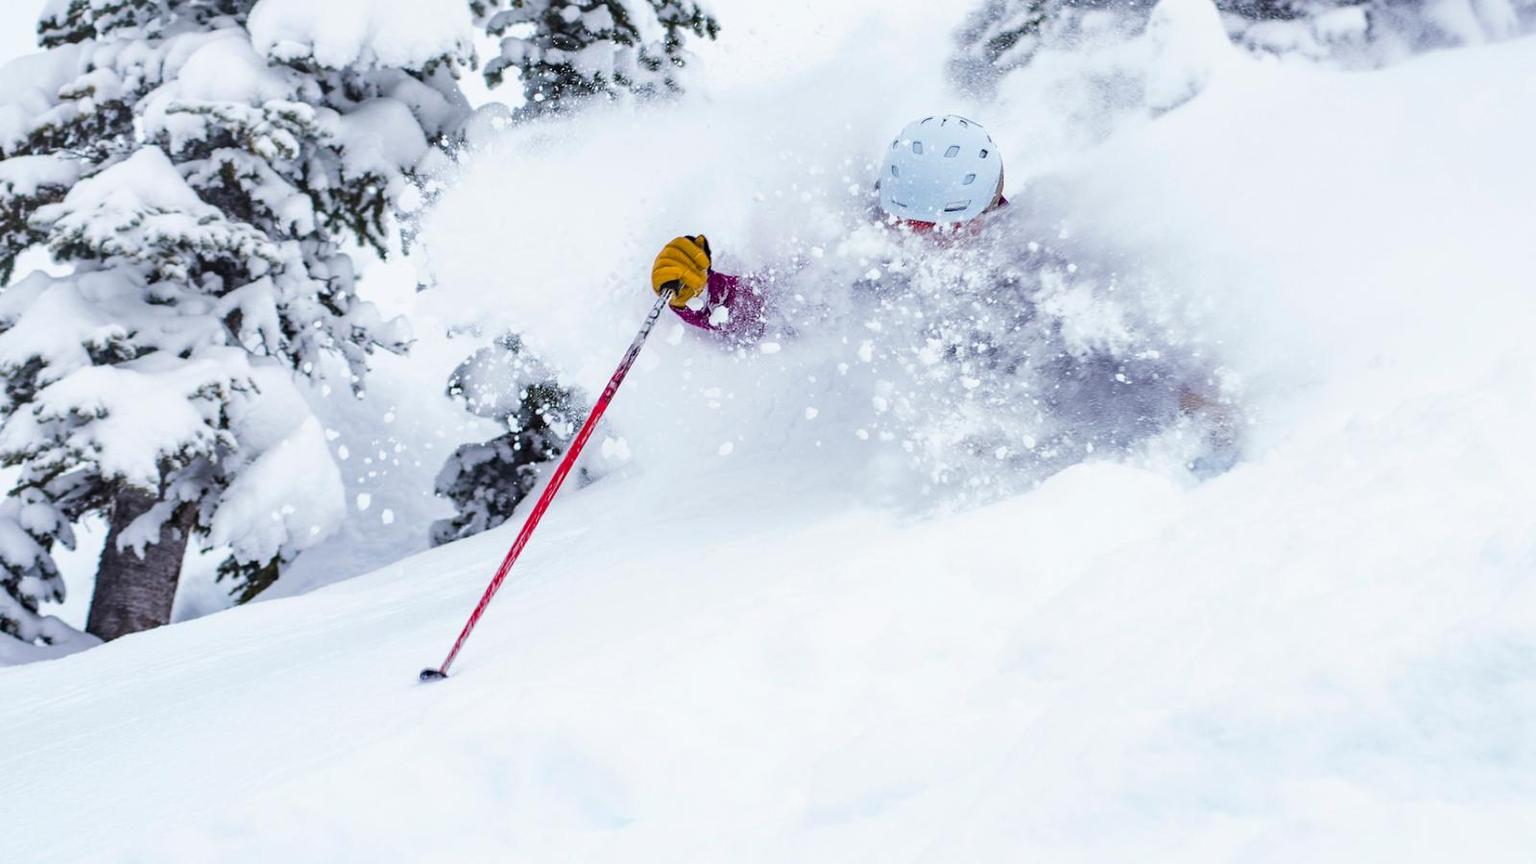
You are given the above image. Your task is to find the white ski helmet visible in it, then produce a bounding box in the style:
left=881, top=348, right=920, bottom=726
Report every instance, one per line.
left=877, top=115, right=1003, bottom=225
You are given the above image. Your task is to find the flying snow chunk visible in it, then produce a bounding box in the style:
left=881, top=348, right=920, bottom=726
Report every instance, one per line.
left=601, top=436, right=632, bottom=462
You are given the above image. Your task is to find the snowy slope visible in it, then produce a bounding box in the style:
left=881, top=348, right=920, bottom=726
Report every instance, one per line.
left=5, top=10, right=1536, bottom=864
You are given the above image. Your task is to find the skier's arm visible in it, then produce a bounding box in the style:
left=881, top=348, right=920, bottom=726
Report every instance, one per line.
left=651, top=235, right=766, bottom=342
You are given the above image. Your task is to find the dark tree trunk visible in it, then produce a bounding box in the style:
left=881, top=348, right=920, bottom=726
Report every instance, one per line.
left=86, top=488, right=193, bottom=642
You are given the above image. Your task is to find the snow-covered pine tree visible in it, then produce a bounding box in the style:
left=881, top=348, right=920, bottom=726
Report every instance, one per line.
left=471, top=0, right=720, bottom=113
left=430, top=334, right=577, bottom=547
left=951, top=0, right=1534, bottom=86
left=950, top=0, right=1137, bottom=93
left=1214, top=0, right=1534, bottom=60
left=0, top=0, right=473, bottom=647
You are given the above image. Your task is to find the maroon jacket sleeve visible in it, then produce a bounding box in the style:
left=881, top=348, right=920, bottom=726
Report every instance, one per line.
left=668, top=270, right=767, bottom=342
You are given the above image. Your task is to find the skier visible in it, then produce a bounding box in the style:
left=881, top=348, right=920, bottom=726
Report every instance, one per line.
left=650, top=114, right=1007, bottom=341
left=649, top=114, right=1237, bottom=471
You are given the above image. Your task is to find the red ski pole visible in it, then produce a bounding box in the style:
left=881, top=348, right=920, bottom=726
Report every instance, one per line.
left=420, top=287, right=676, bottom=682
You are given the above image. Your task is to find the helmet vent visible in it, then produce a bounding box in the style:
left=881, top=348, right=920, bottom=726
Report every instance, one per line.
left=944, top=200, right=972, bottom=213
left=890, top=164, right=899, bottom=178
left=944, top=145, right=961, bottom=158
left=980, top=149, right=990, bottom=159
left=912, top=141, right=924, bottom=155
left=962, top=173, right=977, bottom=185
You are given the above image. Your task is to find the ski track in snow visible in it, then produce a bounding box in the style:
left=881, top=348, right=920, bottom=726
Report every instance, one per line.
left=4, top=2, right=1536, bottom=860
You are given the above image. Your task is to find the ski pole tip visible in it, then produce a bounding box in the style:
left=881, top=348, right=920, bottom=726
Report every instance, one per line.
left=419, top=667, right=449, bottom=683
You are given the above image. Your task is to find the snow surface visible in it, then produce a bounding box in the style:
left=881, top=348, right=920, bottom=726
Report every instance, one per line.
left=4, top=2, right=1536, bottom=861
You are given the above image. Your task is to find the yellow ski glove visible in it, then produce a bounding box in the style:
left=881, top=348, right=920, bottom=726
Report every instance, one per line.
left=651, top=235, right=712, bottom=308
